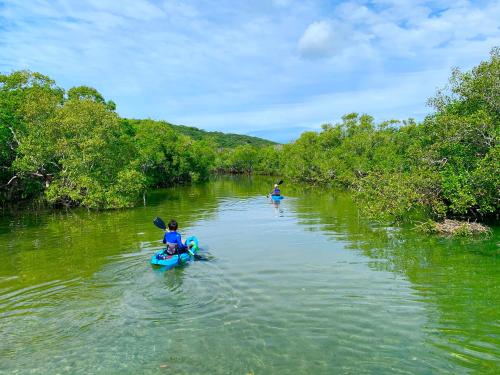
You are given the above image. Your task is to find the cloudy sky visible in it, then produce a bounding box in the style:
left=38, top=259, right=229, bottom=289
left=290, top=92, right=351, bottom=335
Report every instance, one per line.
left=1, top=0, right=499, bottom=142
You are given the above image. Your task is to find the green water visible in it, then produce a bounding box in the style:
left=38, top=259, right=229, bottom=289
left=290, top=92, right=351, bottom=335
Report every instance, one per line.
left=0, top=176, right=498, bottom=374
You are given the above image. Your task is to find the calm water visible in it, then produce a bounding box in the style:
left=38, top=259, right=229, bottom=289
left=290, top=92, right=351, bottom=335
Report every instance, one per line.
left=0, top=176, right=499, bottom=374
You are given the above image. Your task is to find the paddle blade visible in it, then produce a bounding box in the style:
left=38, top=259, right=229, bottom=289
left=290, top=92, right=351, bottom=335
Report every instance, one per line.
left=277, top=180, right=283, bottom=185
left=153, top=217, right=167, bottom=230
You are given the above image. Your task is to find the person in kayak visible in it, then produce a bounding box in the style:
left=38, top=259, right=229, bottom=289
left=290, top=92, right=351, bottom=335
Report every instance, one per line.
left=271, top=183, right=281, bottom=196
left=163, top=219, right=191, bottom=255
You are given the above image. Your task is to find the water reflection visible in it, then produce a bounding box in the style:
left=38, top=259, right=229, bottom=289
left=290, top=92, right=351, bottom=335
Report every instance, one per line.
left=0, top=181, right=226, bottom=289
left=289, top=188, right=500, bottom=373
left=268, top=196, right=284, bottom=216
left=157, top=266, right=186, bottom=291
left=0, top=176, right=498, bottom=374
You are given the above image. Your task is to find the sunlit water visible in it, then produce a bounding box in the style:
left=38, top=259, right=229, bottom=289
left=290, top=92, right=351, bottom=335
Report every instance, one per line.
left=0, top=176, right=499, bottom=374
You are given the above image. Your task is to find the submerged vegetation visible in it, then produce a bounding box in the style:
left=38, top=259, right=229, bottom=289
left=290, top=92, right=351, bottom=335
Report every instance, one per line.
left=1, top=48, right=498, bottom=229
left=415, top=219, right=490, bottom=237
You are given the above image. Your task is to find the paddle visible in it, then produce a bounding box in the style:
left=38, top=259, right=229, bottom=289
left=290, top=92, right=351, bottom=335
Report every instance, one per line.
left=153, top=216, right=167, bottom=230
left=153, top=217, right=195, bottom=262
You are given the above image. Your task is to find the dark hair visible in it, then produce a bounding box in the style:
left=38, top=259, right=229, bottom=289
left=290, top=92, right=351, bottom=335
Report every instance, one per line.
left=168, top=219, right=178, bottom=231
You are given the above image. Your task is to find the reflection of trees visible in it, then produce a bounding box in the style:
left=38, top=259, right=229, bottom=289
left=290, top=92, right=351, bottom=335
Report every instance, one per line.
left=0, top=176, right=278, bottom=291
left=0, top=181, right=223, bottom=289
left=289, top=188, right=500, bottom=372
left=206, top=175, right=277, bottom=198
left=2, top=177, right=498, bottom=372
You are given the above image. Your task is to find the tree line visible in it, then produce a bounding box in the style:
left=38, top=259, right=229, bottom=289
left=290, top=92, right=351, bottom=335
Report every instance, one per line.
left=0, top=72, right=219, bottom=208
left=217, top=48, right=499, bottom=223
left=1, top=48, right=498, bottom=223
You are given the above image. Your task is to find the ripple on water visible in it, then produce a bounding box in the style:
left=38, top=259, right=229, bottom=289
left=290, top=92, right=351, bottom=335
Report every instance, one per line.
left=0, top=178, right=499, bottom=375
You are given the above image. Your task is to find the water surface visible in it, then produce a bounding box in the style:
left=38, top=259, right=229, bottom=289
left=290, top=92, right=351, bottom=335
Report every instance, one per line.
left=0, top=176, right=499, bottom=374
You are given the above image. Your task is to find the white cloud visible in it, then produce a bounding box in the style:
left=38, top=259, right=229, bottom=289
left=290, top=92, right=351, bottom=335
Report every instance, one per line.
left=299, top=1, right=500, bottom=61
left=1, top=0, right=498, bottom=143
left=298, top=20, right=369, bottom=59
left=298, top=21, right=337, bottom=58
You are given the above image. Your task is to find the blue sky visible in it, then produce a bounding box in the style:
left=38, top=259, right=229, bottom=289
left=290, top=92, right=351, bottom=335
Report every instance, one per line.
left=1, top=0, right=499, bottom=142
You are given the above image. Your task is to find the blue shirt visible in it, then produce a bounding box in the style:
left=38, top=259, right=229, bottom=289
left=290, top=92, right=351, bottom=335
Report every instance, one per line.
left=272, top=187, right=281, bottom=196
left=163, top=231, right=186, bottom=249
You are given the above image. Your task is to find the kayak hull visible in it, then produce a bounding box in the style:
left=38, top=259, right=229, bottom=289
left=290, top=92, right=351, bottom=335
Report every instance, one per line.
left=151, top=251, right=190, bottom=268
left=151, top=236, right=199, bottom=269
left=270, top=195, right=284, bottom=201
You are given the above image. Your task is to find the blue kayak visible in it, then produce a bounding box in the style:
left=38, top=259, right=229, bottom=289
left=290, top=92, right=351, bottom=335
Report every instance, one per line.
left=270, top=195, right=284, bottom=201
left=151, top=236, right=199, bottom=269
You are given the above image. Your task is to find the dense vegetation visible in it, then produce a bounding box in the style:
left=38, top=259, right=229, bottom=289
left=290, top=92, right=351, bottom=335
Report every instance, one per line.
left=123, top=119, right=275, bottom=149
left=0, top=73, right=221, bottom=208
left=1, top=48, right=498, bottom=224
left=217, top=48, right=499, bottom=223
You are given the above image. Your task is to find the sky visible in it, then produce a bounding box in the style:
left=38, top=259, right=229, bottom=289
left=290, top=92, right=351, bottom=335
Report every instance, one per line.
left=0, top=0, right=499, bottom=142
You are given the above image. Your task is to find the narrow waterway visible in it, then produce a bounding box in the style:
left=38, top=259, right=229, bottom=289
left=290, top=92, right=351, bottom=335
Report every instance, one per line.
left=0, top=176, right=498, bottom=374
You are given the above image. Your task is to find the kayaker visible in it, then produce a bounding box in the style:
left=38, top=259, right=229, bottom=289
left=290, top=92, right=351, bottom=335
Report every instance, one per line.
left=163, top=219, right=191, bottom=255
left=271, top=183, right=281, bottom=196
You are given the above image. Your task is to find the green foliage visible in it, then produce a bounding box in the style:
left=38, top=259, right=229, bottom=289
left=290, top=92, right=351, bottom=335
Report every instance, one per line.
left=414, top=220, right=440, bottom=234
left=0, top=70, right=64, bottom=201
left=471, top=145, right=500, bottom=215
left=67, top=85, right=116, bottom=111
left=428, top=47, right=499, bottom=122
left=419, top=48, right=499, bottom=218
left=67, top=86, right=106, bottom=103
left=214, top=144, right=282, bottom=175
left=220, top=144, right=259, bottom=173
left=133, top=119, right=186, bottom=186
left=356, top=169, right=446, bottom=222
left=124, top=118, right=275, bottom=149
left=132, top=119, right=215, bottom=187
left=183, top=139, right=217, bottom=182
left=273, top=48, right=498, bottom=223
left=1, top=48, right=497, bottom=220
left=14, top=98, right=143, bottom=208
left=0, top=71, right=226, bottom=209
left=171, top=124, right=276, bottom=148
left=255, top=145, right=282, bottom=175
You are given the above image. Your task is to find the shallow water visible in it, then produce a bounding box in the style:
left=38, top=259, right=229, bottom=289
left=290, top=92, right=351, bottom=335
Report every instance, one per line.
left=0, top=176, right=499, bottom=374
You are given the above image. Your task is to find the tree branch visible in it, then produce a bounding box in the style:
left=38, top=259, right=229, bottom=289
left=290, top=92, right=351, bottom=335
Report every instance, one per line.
left=6, top=175, right=18, bottom=185
left=8, top=127, right=20, bottom=147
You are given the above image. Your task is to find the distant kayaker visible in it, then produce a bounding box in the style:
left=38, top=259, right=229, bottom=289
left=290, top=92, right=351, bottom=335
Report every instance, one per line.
left=271, top=183, right=281, bottom=196
left=163, top=219, right=191, bottom=255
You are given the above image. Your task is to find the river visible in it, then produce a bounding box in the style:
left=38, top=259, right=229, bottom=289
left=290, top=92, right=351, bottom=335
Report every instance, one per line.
left=0, top=176, right=498, bottom=374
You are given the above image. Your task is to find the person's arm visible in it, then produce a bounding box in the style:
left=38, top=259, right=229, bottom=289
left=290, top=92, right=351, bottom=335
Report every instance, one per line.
left=179, top=233, right=194, bottom=249
left=177, top=233, right=187, bottom=249
left=162, top=232, right=167, bottom=244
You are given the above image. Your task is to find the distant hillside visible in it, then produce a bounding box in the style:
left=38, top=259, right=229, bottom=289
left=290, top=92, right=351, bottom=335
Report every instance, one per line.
left=123, top=118, right=276, bottom=148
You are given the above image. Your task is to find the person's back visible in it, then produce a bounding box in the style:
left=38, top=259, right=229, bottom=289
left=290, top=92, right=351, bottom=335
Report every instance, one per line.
left=163, top=219, right=187, bottom=255
left=271, top=184, right=281, bottom=196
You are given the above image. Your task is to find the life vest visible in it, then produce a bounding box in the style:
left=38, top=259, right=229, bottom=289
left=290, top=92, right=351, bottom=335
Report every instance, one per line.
left=165, top=242, right=179, bottom=255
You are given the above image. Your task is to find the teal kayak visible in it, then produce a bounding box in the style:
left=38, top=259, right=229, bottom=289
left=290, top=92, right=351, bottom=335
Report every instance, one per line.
left=270, top=195, right=284, bottom=202
left=151, top=236, right=199, bottom=269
